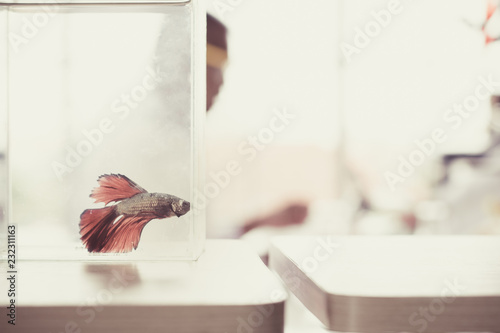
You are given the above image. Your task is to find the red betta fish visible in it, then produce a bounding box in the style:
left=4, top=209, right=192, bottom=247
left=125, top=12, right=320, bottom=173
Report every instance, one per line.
left=79, top=174, right=190, bottom=253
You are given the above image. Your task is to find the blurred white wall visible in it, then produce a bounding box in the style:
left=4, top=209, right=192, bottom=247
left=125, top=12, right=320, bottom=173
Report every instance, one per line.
left=342, top=0, right=500, bottom=208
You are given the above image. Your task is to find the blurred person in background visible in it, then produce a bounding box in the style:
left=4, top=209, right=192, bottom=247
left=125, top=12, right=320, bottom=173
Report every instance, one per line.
left=206, top=14, right=309, bottom=240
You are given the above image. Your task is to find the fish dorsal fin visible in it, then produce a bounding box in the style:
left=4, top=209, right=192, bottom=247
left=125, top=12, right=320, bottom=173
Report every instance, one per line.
left=91, top=174, right=147, bottom=205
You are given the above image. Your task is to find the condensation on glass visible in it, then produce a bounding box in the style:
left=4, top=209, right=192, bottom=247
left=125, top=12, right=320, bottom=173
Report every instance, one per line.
left=0, top=0, right=206, bottom=260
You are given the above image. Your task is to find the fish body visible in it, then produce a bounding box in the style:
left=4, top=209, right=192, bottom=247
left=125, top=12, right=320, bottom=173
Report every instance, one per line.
left=79, top=174, right=190, bottom=253
left=116, top=192, right=190, bottom=218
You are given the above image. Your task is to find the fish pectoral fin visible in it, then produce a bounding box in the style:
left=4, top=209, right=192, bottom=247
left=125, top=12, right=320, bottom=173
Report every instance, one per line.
left=90, top=174, right=147, bottom=205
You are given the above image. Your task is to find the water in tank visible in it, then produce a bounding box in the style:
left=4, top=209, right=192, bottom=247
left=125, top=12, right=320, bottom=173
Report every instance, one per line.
left=0, top=0, right=206, bottom=260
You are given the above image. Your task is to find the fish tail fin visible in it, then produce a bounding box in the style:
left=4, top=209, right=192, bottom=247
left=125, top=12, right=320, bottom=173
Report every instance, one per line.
left=90, top=174, right=147, bottom=205
left=80, top=206, right=153, bottom=253
left=79, top=206, right=118, bottom=253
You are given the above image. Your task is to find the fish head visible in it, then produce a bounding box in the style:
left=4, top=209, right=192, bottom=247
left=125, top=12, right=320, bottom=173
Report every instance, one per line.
left=171, top=199, right=190, bottom=217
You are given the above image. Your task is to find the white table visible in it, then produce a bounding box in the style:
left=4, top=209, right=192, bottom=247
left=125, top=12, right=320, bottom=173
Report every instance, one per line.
left=1, top=240, right=286, bottom=333
left=271, top=235, right=500, bottom=333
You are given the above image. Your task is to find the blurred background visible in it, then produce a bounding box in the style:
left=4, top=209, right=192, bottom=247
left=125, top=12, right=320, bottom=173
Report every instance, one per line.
left=204, top=0, right=500, bottom=253
left=1, top=0, right=500, bottom=255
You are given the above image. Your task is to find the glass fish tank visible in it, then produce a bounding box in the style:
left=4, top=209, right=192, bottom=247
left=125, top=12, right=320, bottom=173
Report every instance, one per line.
left=0, top=0, right=206, bottom=260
